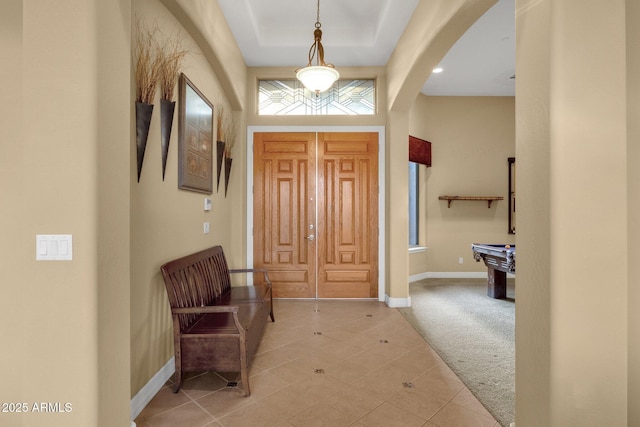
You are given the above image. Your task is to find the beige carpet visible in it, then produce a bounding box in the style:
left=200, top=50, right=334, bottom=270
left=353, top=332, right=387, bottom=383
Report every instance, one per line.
left=398, top=278, right=515, bottom=427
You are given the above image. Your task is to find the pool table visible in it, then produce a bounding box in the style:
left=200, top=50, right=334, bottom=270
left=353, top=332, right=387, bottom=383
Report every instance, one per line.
left=471, top=243, right=515, bottom=299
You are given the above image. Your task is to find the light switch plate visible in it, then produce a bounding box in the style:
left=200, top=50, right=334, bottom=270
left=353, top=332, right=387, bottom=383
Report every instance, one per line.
left=36, top=234, right=73, bottom=261
left=204, top=198, right=212, bottom=211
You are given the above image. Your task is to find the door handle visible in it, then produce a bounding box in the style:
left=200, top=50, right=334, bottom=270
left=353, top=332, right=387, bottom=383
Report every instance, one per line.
left=305, top=234, right=315, bottom=241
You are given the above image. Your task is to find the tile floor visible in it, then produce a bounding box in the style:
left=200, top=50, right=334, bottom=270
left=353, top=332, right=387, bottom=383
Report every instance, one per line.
left=134, top=300, right=499, bottom=427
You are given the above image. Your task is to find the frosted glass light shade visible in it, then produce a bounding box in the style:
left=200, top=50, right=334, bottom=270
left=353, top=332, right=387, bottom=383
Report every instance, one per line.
left=296, top=66, right=340, bottom=93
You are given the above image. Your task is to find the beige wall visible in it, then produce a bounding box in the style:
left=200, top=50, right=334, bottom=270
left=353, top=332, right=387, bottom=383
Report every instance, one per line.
left=409, top=95, right=515, bottom=274
left=515, top=1, right=552, bottom=423
left=2, top=0, right=132, bottom=426
left=516, top=0, right=630, bottom=426
left=130, top=0, right=240, bottom=395
left=628, top=1, right=640, bottom=424
left=1, top=2, right=25, bottom=426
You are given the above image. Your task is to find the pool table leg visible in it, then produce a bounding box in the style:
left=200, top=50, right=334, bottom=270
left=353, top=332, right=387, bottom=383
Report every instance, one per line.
left=487, top=267, right=507, bottom=299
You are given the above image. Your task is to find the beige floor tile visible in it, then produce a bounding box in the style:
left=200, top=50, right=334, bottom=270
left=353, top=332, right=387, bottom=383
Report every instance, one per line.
left=383, top=346, right=443, bottom=381
left=451, top=388, right=495, bottom=419
left=135, top=300, right=499, bottom=427
left=136, top=385, right=190, bottom=420
left=348, top=366, right=408, bottom=402
left=144, top=401, right=215, bottom=427
left=322, top=358, right=373, bottom=384
left=428, top=401, right=497, bottom=427
left=268, top=352, right=340, bottom=384
left=252, top=341, right=312, bottom=371
left=385, top=379, right=453, bottom=421
left=261, top=374, right=343, bottom=419
left=355, top=402, right=427, bottom=427
left=217, top=400, right=282, bottom=427
left=346, top=340, right=411, bottom=371
left=321, top=325, right=381, bottom=349
left=180, top=372, right=229, bottom=400
left=286, top=401, right=359, bottom=427
left=322, top=386, right=385, bottom=419
left=412, top=361, right=465, bottom=398
left=195, top=388, right=254, bottom=420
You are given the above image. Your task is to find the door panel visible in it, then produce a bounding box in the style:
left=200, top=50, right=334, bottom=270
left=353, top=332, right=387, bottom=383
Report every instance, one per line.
left=253, top=132, right=315, bottom=298
left=253, top=131, right=378, bottom=299
left=317, top=132, right=378, bottom=298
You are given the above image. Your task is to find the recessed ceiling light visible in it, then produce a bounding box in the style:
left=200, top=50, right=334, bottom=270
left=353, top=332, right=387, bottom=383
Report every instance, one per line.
left=432, top=67, right=444, bottom=74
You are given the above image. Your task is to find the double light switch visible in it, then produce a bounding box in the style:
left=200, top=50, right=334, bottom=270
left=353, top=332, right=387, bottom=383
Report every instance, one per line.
left=36, top=235, right=73, bottom=261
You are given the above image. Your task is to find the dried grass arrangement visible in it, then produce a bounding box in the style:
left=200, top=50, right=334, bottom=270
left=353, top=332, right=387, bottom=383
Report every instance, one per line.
left=216, top=107, right=224, bottom=142
left=134, top=19, right=190, bottom=181
left=159, top=38, right=189, bottom=102
left=135, top=21, right=162, bottom=105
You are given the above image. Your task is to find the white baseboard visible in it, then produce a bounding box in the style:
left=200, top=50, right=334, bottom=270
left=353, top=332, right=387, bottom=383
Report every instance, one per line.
left=130, top=357, right=175, bottom=421
left=426, top=272, right=488, bottom=279
left=410, top=271, right=515, bottom=282
left=409, top=272, right=431, bottom=282
left=385, top=294, right=411, bottom=308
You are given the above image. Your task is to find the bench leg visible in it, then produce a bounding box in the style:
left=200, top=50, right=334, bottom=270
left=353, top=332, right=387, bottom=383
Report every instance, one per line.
left=239, top=339, right=250, bottom=396
left=172, top=358, right=183, bottom=393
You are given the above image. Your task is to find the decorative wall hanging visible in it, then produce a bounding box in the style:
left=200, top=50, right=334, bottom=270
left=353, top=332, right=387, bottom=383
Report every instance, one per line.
left=134, top=22, right=162, bottom=182
left=216, top=109, right=225, bottom=192
left=216, top=106, right=236, bottom=197
left=223, top=114, right=235, bottom=198
left=158, top=39, right=188, bottom=181
left=224, top=141, right=234, bottom=198
left=409, top=135, right=432, bottom=167
left=178, top=74, right=214, bottom=194
left=216, top=139, right=225, bottom=192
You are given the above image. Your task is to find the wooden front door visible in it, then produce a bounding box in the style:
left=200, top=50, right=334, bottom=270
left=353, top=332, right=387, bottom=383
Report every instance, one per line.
left=253, top=132, right=378, bottom=299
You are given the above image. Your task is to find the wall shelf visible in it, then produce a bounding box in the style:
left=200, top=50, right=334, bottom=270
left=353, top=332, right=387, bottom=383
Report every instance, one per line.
left=439, top=196, right=504, bottom=208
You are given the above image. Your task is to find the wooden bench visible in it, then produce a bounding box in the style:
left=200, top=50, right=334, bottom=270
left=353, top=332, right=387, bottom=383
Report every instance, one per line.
left=160, top=246, right=274, bottom=396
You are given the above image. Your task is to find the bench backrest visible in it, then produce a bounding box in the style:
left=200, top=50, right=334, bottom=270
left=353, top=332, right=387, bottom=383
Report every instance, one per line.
left=160, top=246, right=232, bottom=331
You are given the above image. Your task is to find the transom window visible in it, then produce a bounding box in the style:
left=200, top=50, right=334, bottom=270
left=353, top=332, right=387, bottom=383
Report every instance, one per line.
left=258, top=79, right=375, bottom=115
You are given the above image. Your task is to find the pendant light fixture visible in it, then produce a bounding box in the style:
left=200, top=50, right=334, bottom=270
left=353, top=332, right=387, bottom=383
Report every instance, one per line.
left=296, top=0, right=339, bottom=95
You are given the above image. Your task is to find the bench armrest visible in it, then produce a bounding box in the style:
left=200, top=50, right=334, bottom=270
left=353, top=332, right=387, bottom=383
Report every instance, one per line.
left=229, top=268, right=272, bottom=286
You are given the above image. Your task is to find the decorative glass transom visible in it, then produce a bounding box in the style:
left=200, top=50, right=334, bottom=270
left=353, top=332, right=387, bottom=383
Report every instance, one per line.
left=258, top=79, right=375, bottom=115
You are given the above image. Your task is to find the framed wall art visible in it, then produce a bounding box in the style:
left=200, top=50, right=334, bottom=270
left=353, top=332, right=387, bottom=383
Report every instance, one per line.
left=178, top=73, right=214, bottom=194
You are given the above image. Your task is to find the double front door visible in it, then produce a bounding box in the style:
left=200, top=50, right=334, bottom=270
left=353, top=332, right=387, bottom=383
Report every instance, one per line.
left=253, top=132, right=378, bottom=299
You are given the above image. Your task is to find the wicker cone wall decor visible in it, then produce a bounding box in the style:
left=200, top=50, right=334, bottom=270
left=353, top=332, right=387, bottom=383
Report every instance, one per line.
left=160, top=99, right=176, bottom=180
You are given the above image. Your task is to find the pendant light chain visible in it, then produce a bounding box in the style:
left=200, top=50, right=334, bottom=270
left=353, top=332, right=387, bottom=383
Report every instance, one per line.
left=316, top=0, right=321, bottom=28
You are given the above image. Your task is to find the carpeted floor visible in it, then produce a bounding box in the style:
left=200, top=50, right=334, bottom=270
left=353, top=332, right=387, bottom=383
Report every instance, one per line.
left=398, top=278, right=515, bottom=427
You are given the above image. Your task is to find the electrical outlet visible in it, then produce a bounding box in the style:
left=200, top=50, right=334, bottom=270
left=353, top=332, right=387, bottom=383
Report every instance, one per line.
left=203, top=222, right=210, bottom=234
left=458, top=257, right=463, bottom=264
